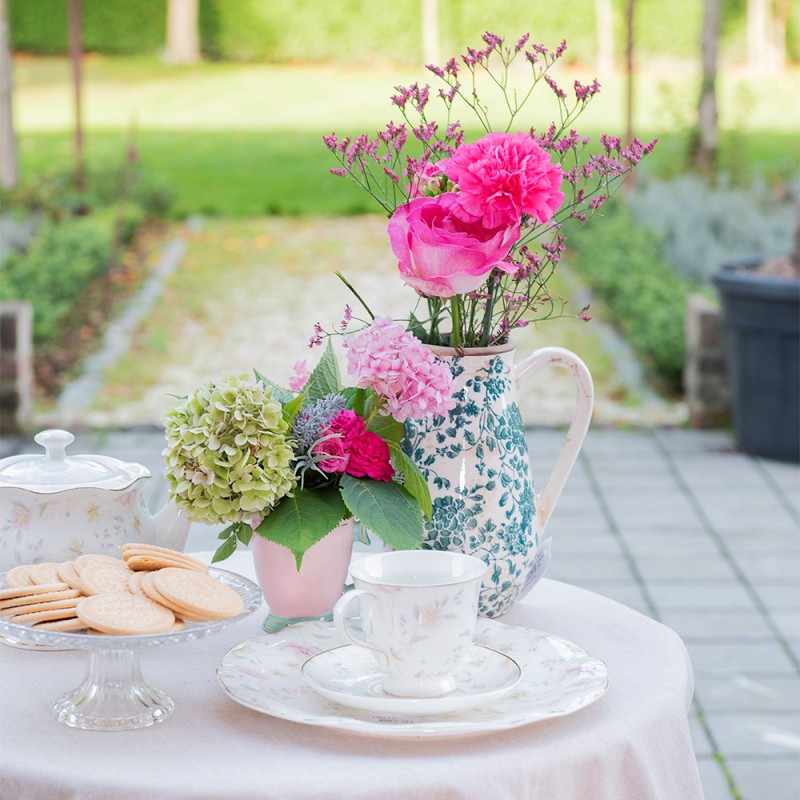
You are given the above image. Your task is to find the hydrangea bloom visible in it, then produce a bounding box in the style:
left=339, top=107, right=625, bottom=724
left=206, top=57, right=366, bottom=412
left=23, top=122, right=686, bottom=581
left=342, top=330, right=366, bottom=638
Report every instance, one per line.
left=345, top=317, right=456, bottom=422
left=443, top=131, right=565, bottom=228
left=163, top=375, right=297, bottom=524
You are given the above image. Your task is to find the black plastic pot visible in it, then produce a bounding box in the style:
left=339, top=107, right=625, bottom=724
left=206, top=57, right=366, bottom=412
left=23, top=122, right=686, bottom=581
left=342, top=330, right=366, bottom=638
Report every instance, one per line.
left=713, top=259, right=800, bottom=463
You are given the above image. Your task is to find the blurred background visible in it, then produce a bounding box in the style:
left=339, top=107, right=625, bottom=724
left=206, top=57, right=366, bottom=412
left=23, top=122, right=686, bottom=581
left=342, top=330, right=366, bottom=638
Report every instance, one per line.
left=0, top=0, right=798, bottom=440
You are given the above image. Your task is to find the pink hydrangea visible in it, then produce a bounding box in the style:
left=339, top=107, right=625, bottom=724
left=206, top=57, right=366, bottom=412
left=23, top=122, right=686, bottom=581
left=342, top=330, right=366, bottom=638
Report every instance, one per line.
left=288, top=359, right=311, bottom=393
left=345, top=317, right=456, bottom=422
left=444, top=131, right=565, bottom=228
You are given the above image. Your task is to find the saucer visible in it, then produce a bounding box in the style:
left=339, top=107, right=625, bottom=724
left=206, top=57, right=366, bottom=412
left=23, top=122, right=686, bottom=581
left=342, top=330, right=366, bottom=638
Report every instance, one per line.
left=216, top=618, right=608, bottom=738
left=301, top=644, right=521, bottom=715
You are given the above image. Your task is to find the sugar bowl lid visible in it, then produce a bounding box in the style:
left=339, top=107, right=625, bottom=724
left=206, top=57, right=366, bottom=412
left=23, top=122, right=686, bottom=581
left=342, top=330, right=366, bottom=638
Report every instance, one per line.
left=0, top=429, right=150, bottom=493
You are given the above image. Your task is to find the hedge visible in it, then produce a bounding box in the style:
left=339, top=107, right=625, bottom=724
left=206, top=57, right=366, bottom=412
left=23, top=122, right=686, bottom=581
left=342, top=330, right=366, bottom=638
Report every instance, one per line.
left=10, top=0, right=790, bottom=64
left=567, top=201, right=690, bottom=394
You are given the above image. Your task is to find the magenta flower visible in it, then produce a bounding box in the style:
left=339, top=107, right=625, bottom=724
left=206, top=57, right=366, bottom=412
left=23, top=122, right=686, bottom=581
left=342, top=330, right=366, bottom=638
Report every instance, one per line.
left=444, top=132, right=565, bottom=228
left=388, top=193, right=519, bottom=297
left=346, top=431, right=394, bottom=482
left=345, top=317, right=456, bottom=422
left=313, top=434, right=349, bottom=474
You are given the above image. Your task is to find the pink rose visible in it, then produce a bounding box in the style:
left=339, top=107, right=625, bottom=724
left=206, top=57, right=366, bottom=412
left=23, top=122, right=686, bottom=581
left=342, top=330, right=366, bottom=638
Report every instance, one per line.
left=444, top=132, right=564, bottom=228
left=388, top=193, right=520, bottom=298
left=328, top=409, right=366, bottom=448
left=313, top=435, right=349, bottom=474
left=346, top=431, right=394, bottom=482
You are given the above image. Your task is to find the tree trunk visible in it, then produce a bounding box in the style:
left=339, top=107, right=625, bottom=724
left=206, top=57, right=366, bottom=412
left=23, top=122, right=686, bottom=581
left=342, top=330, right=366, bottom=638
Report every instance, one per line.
left=0, top=0, right=18, bottom=190
left=68, top=0, right=84, bottom=192
left=165, top=0, right=200, bottom=65
left=694, top=0, right=721, bottom=177
left=421, top=0, right=439, bottom=66
left=595, top=0, right=614, bottom=74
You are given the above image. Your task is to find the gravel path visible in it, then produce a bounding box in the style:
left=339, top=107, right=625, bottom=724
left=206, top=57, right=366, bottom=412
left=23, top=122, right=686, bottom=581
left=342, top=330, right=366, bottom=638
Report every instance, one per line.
left=44, top=216, right=687, bottom=431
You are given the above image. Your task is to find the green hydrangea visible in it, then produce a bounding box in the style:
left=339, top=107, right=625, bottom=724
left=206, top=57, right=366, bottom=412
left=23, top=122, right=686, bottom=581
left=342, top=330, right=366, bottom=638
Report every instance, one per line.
left=163, top=375, right=297, bottom=524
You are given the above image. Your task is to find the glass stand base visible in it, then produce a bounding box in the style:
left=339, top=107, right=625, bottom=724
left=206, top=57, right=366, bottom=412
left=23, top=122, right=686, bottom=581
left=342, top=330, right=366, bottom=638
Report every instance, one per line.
left=262, top=612, right=333, bottom=634
left=53, top=648, right=174, bottom=730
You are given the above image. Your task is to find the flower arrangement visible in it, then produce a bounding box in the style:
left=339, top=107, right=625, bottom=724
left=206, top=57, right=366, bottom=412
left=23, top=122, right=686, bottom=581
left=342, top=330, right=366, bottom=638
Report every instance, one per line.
left=323, top=31, right=656, bottom=348
left=163, top=319, right=455, bottom=566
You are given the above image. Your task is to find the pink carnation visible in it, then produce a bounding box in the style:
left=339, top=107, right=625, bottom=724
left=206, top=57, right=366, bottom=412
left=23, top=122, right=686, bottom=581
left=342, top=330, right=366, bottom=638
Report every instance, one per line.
left=345, top=317, right=456, bottom=422
left=444, top=132, right=565, bottom=228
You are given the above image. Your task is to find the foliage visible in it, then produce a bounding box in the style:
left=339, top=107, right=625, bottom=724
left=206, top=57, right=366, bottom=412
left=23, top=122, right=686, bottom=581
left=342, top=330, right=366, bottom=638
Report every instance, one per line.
left=8, top=0, right=789, bottom=64
left=0, top=207, right=138, bottom=342
left=628, top=175, right=798, bottom=285
left=568, top=200, right=689, bottom=393
left=9, top=0, right=164, bottom=55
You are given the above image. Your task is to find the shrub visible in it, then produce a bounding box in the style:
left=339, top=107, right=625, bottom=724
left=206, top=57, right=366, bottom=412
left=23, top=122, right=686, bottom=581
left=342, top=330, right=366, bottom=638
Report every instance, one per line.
left=568, top=201, right=690, bottom=393
left=628, top=175, right=797, bottom=284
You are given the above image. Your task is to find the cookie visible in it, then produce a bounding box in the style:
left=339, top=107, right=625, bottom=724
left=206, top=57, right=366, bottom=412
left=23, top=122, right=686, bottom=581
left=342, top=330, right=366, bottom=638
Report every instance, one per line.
left=121, top=545, right=208, bottom=573
left=4, top=564, right=38, bottom=588
left=0, top=596, right=79, bottom=617
left=76, top=593, right=176, bottom=635
left=74, top=554, right=126, bottom=574
left=30, top=563, right=61, bottom=585
left=128, top=571, right=146, bottom=596
left=0, top=582, right=70, bottom=601
left=0, top=588, right=81, bottom=612
left=151, top=568, right=243, bottom=621
left=78, top=563, right=134, bottom=596
left=33, top=617, right=86, bottom=632
left=11, top=605, right=84, bottom=625
left=56, top=561, right=84, bottom=591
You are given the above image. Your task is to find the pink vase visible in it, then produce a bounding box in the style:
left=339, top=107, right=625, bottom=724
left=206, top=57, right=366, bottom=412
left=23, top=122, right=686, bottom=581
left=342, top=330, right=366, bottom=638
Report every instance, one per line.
left=251, top=517, right=355, bottom=633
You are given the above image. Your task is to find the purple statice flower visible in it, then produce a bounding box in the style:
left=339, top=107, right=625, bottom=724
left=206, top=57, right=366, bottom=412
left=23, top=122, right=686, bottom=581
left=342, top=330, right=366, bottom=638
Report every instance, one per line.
left=292, top=394, right=347, bottom=454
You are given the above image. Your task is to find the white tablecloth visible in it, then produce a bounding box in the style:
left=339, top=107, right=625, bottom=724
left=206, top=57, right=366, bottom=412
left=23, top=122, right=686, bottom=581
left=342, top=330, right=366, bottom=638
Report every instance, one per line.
left=0, top=551, right=703, bottom=800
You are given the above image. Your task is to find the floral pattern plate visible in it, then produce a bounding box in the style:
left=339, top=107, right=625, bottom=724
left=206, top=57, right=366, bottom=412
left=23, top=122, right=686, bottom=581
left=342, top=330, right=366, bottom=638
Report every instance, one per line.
left=301, top=643, right=521, bottom=716
left=216, top=618, right=608, bottom=738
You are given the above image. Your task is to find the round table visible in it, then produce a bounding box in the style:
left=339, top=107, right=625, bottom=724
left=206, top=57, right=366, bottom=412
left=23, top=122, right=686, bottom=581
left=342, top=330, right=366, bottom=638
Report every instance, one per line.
left=0, top=551, right=703, bottom=800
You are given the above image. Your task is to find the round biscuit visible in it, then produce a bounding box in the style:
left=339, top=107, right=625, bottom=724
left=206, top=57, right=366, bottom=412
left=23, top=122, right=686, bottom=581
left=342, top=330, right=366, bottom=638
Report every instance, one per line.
left=152, top=568, right=243, bottom=620
left=79, top=564, right=134, bottom=596
left=30, top=563, right=61, bottom=585
left=76, top=593, right=176, bottom=635
left=4, top=564, right=38, bottom=588
left=0, top=589, right=81, bottom=612
left=34, top=617, right=85, bottom=632
left=122, top=544, right=208, bottom=572
left=56, top=561, right=84, bottom=591
left=128, top=571, right=146, bottom=596
left=74, top=554, right=126, bottom=574
left=125, top=554, right=207, bottom=573
left=1, top=597, right=79, bottom=616
left=12, top=605, right=85, bottom=624
left=0, top=581, right=70, bottom=601
left=140, top=573, right=214, bottom=621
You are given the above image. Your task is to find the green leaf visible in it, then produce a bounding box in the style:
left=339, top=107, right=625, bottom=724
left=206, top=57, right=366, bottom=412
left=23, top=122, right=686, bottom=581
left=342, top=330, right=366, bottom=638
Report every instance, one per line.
left=281, top=393, right=304, bottom=425
left=343, top=387, right=366, bottom=417
left=407, top=312, right=428, bottom=343
left=367, top=411, right=403, bottom=446
left=254, top=369, right=294, bottom=405
left=304, top=338, right=341, bottom=403
left=254, top=485, right=349, bottom=569
left=339, top=475, right=424, bottom=551
left=212, top=534, right=238, bottom=563
left=390, top=446, right=432, bottom=519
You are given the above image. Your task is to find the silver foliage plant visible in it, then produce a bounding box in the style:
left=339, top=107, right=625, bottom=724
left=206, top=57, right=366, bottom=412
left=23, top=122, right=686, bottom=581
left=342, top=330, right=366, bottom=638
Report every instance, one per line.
left=629, top=175, right=797, bottom=284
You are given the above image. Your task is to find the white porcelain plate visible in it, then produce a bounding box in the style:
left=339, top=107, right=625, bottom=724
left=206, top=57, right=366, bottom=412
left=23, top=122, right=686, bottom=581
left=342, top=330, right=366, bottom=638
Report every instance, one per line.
left=301, top=643, right=521, bottom=716
left=216, top=618, right=608, bottom=738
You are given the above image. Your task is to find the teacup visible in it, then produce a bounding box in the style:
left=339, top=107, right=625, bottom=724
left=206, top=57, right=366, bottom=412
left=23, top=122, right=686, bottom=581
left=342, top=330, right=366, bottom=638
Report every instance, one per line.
left=332, top=550, right=487, bottom=698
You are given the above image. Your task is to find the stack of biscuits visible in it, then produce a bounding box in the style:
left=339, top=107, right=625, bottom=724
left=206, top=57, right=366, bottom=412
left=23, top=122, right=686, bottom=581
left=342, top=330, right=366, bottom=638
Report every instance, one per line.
left=0, top=544, right=244, bottom=635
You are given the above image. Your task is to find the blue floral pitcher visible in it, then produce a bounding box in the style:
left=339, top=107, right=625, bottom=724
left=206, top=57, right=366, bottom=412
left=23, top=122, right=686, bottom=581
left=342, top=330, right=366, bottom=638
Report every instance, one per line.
left=402, top=344, right=594, bottom=617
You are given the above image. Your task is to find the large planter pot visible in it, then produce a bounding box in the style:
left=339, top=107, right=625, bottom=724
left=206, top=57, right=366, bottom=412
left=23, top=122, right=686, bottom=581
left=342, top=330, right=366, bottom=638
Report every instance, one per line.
left=713, top=259, right=800, bottom=463
left=251, top=517, right=355, bottom=633
left=402, top=344, right=594, bottom=618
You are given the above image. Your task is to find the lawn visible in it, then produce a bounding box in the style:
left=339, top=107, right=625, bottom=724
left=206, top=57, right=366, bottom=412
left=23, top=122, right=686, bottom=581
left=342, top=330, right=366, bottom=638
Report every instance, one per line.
left=11, top=55, right=800, bottom=217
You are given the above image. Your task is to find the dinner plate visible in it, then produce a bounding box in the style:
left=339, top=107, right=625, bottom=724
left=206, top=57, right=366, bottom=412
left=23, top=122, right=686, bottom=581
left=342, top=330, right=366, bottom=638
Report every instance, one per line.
left=301, top=643, right=521, bottom=716
left=216, top=618, right=608, bottom=738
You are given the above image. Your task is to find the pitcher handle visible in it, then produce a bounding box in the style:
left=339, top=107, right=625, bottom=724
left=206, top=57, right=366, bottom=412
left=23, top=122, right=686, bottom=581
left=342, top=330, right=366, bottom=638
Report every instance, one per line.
left=515, top=347, right=594, bottom=534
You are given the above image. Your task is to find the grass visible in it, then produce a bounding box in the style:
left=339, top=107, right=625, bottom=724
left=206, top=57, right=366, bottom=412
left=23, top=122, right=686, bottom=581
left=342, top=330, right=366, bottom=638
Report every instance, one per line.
left=11, top=55, right=800, bottom=217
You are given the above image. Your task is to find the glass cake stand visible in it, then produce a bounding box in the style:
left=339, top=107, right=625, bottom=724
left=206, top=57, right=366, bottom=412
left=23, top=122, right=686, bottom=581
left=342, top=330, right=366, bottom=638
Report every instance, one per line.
left=0, top=566, right=262, bottom=731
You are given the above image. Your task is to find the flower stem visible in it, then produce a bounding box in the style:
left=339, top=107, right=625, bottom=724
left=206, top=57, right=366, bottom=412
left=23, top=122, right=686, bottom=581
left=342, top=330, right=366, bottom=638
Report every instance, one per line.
left=449, top=298, right=462, bottom=349
left=335, top=271, right=375, bottom=320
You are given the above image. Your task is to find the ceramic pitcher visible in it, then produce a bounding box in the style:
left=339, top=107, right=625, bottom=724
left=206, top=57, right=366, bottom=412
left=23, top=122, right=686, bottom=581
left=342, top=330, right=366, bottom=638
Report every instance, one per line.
left=402, top=344, right=593, bottom=617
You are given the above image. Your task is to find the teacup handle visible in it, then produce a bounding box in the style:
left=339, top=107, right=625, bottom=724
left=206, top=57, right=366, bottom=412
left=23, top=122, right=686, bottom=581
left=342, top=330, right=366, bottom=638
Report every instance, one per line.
left=332, top=589, right=389, bottom=669
left=515, top=347, right=594, bottom=534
